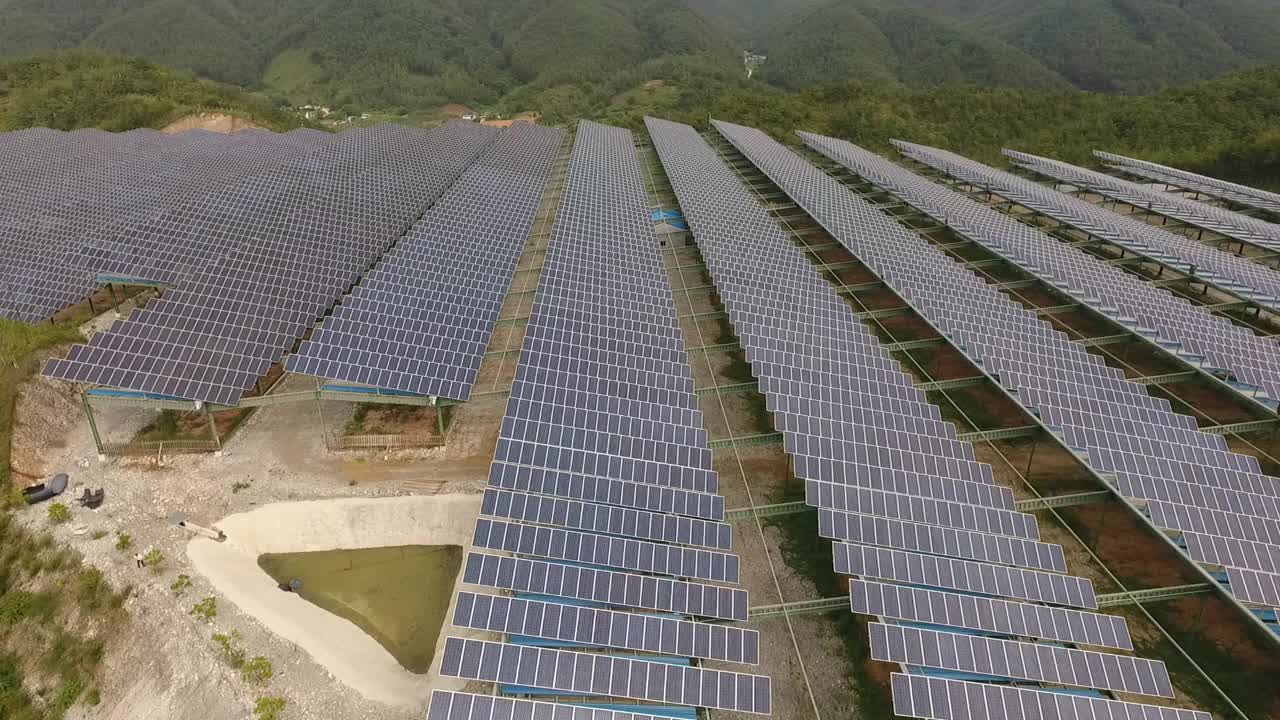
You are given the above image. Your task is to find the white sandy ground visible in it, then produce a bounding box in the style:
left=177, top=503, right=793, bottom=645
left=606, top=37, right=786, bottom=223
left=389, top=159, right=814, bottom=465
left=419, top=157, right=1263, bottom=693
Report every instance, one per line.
left=186, top=495, right=482, bottom=710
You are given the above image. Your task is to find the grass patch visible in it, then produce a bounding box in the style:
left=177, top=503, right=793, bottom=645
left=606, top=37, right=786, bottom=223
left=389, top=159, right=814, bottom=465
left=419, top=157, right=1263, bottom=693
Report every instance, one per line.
left=0, top=592, right=57, bottom=625
left=1131, top=610, right=1250, bottom=720
left=1, top=317, right=83, bottom=488
left=722, top=355, right=755, bottom=384
left=46, top=503, right=69, bottom=525
left=927, top=387, right=999, bottom=431
left=132, top=409, right=215, bottom=443
left=255, top=695, right=288, bottom=720
left=0, top=515, right=119, bottom=720
left=763, top=477, right=893, bottom=719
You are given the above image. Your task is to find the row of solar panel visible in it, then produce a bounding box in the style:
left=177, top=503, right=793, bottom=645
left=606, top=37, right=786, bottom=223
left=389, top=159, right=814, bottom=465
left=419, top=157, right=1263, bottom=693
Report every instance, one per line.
left=437, top=120, right=767, bottom=718
left=287, top=122, right=566, bottom=401
left=697, top=117, right=1198, bottom=716
left=647, top=114, right=1167, bottom=716
left=1098, top=150, right=1280, bottom=217
left=893, top=140, right=1280, bottom=400
left=1, top=127, right=333, bottom=323
left=44, top=122, right=508, bottom=405
left=845, top=138, right=1280, bottom=607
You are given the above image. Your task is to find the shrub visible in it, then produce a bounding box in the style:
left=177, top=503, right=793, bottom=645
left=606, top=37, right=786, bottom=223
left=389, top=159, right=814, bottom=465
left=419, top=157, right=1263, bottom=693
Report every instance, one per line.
left=114, top=533, right=132, bottom=551
left=54, top=677, right=83, bottom=710
left=213, top=630, right=245, bottom=668
left=47, top=502, right=70, bottom=524
left=242, top=656, right=273, bottom=686
left=43, top=630, right=104, bottom=676
left=85, top=687, right=101, bottom=706
left=171, top=574, right=192, bottom=596
left=74, top=568, right=111, bottom=611
left=0, top=591, right=56, bottom=624
left=108, top=584, right=132, bottom=610
left=1, top=486, right=25, bottom=510
left=255, top=696, right=287, bottom=720
left=143, top=547, right=164, bottom=571
left=191, top=596, right=217, bottom=621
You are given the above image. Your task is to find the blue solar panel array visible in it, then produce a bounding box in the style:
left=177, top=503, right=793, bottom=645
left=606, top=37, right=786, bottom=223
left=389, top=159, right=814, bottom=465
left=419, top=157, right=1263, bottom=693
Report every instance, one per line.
left=433, top=120, right=769, bottom=718
left=803, top=132, right=1280, bottom=612
left=804, top=133, right=1280, bottom=410
left=1096, top=150, right=1280, bottom=217
left=286, top=122, right=565, bottom=400
left=894, top=141, right=1280, bottom=322
left=0, top=127, right=331, bottom=323
left=43, top=121, right=502, bottom=405
left=1008, top=149, right=1280, bottom=253
left=640, top=115, right=1200, bottom=718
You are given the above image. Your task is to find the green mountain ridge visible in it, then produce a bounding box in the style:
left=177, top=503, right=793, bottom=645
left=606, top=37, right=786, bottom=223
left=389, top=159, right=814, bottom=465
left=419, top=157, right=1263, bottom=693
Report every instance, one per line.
left=0, top=0, right=737, bottom=111
left=755, top=0, right=1280, bottom=93
left=0, top=53, right=303, bottom=131
left=3, top=0, right=1280, bottom=110
left=757, top=1, right=1074, bottom=91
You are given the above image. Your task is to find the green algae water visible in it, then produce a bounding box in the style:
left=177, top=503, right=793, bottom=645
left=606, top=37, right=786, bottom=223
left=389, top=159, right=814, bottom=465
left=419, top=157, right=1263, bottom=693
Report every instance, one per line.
left=257, top=545, right=462, bottom=673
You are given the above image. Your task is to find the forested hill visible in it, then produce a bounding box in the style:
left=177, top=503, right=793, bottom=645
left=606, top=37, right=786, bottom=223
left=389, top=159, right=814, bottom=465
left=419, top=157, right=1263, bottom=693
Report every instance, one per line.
left=0, top=0, right=735, bottom=112
left=6, top=51, right=1280, bottom=194
left=752, top=0, right=1280, bottom=94
left=591, top=64, right=1280, bottom=190
left=3, top=0, right=1280, bottom=112
left=0, top=54, right=302, bottom=131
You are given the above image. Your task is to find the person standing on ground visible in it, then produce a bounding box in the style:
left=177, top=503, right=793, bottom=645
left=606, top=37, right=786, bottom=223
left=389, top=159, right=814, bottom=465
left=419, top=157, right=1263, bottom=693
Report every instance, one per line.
left=134, top=552, right=144, bottom=569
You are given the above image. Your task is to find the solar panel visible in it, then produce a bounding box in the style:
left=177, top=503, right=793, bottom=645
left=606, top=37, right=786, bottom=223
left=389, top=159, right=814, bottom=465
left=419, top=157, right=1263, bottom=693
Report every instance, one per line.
left=1147, top=499, right=1280, bottom=546
left=802, top=130, right=1280, bottom=421
left=868, top=622, right=1173, bottom=697
left=472, top=518, right=740, bottom=583
left=440, top=120, right=763, bottom=716
left=890, top=672, right=1210, bottom=720
left=452, top=591, right=759, bottom=663
left=729, top=123, right=1280, bottom=643
left=1096, top=150, right=1280, bottom=217
left=797, top=462, right=1015, bottom=511
left=44, top=122, right=502, bottom=405
left=1225, top=566, right=1280, bottom=606
left=1009, top=148, right=1280, bottom=252
left=894, top=140, right=1280, bottom=345
left=834, top=543, right=1098, bottom=608
left=427, top=691, right=669, bottom=720
left=0, top=127, right=333, bottom=323
left=438, top=637, right=772, bottom=715
left=488, top=461, right=725, bottom=522
left=818, top=510, right=1067, bottom=572
left=806, top=482, right=1038, bottom=539
left=286, top=124, right=562, bottom=402
left=851, top=579, right=1131, bottom=649
left=460, top=552, right=748, bottom=622
left=1183, top=531, right=1280, bottom=575
left=481, top=488, right=732, bottom=550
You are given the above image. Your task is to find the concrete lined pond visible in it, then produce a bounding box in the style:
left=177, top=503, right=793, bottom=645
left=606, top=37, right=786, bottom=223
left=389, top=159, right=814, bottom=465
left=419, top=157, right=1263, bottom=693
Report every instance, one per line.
left=258, top=545, right=462, bottom=673
left=187, top=494, right=481, bottom=709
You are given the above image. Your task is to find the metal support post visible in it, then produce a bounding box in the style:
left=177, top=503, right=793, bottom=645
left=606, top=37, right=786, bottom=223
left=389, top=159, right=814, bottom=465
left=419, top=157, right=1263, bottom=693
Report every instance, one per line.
left=82, top=393, right=105, bottom=459
left=314, top=379, right=330, bottom=450
left=437, top=404, right=452, bottom=437
left=206, top=407, right=221, bottom=453
left=1023, top=436, right=1039, bottom=482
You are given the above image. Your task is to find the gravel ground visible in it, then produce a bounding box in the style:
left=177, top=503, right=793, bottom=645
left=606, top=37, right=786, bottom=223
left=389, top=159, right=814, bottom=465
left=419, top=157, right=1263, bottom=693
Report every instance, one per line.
left=11, top=356, right=496, bottom=720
